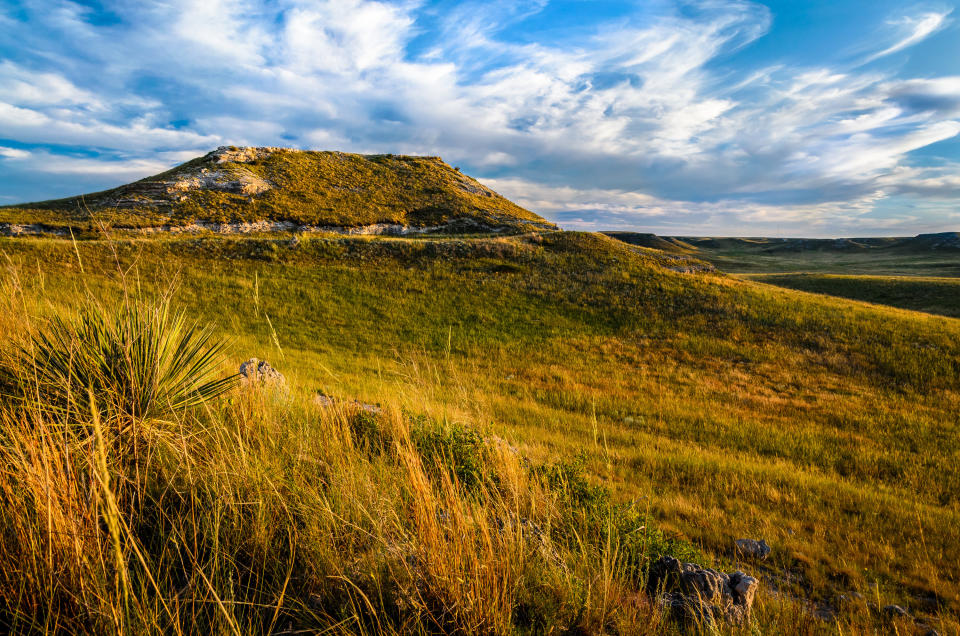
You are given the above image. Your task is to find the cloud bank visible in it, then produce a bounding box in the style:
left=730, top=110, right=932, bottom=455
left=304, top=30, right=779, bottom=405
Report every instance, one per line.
left=0, top=0, right=958, bottom=235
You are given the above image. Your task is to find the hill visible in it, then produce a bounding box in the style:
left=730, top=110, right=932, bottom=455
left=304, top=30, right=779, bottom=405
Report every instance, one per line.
left=605, top=231, right=960, bottom=277
left=1, top=230, right=958, bottom=632
left=672, top=234, right=960, bottom=254
left=744, top=273, right=960, bottom=318
left=600, top=231, right=695, bottom=253
left=0, top=146, right=555, bottom=235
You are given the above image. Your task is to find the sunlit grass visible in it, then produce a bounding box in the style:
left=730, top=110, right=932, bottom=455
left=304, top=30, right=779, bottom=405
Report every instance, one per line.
left=1, top=230, right=957, bottom=633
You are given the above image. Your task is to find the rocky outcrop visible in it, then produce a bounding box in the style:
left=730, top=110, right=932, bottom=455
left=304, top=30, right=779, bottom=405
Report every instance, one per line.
left=0, top=223, right=68, bottom=237
left=166, top=168, right=272, bottom=197
left=239, top=358, right=285, bottom=386
left=3, top=216, right=551, bottom=239
left=648, top=555, right=759, bottom=626
left=208, top=146, right=282, bottom=164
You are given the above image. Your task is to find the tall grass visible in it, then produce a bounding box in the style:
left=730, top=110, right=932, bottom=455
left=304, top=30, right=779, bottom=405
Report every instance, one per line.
left=0, top=291, right=692, bottom=634
left=2, top=234, right=956, bottom=633
left=0, top=353, right=685, bottom=633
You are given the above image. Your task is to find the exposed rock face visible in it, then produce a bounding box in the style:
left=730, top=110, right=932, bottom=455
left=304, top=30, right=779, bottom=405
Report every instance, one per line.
left=735, top=538, right=771, bottom=560
left=648, top=555, right=759, bottom=626
left=209, top=146, right=282, bottom=164
left=239, top=358, right=285, bottom=386
left=0, top=223, right=67, bottom=237
left=166, top=168, right=272, bottom=196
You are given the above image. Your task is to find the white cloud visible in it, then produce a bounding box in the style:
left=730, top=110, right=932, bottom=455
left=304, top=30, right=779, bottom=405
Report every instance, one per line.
left=865, top=10, right=951, bottom=63
left=0, top=0, right=958, bottom=233
left=484, top=176, right=932, bottom=237
left=0, top=61, right=103, bottom=108
left=0, top=146, right=30, bottom=159
left=25, top=154, right=173, bottom=176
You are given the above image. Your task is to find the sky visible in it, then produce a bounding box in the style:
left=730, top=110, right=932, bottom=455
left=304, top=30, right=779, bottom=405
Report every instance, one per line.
left=1, top=0, right=959, bottom=237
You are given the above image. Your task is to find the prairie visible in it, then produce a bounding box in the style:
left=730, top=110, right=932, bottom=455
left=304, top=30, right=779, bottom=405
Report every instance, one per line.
left=1, top=230, right=957, bottom=633
left=742, top=274, right=960, bottom=319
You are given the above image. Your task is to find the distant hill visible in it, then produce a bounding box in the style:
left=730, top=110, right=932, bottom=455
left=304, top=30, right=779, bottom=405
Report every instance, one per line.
left=0, top=146, right=555, bottom=235
left=905, top=232, right=960, bottom=251
left=600, top=232, right=695, bottom=254
left=605, top=232, right=960, bottom=256
left=671, top=234, right=960, bottom=253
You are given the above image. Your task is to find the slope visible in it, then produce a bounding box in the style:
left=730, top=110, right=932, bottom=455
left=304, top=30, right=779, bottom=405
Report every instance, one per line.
left=2, top=230, right=958, bottom=631
left=0, top=146, right=556, bottom=235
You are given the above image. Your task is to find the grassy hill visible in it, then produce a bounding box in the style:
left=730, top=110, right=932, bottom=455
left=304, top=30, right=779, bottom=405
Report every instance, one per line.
left=744, top=273, right=960, bottom=319
left=1, top=230, right=958, bottom=633
left=0, top=146, right=555, bottom=234
left=601, top=232, right=696, bottom=254
left=617, top=233, right=960, bottom=276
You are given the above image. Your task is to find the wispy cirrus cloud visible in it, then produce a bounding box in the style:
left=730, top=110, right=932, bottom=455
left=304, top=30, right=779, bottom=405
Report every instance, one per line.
left=864, top=9, right=951, bottom=63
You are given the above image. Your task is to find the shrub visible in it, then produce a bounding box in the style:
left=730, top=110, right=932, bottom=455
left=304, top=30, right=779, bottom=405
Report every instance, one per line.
left=13, top=293, right=237, bottom=422
left=409, top=415, right=492, bottom=492
left=347, top=408, right=388, bottom=453
left=539, top=454, right=609, bottom=511
left=538, top=454, right=701, bottom=583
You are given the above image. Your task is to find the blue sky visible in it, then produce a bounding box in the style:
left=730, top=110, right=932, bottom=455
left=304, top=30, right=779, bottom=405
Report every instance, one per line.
left=1, top=0, right=959, bottom=236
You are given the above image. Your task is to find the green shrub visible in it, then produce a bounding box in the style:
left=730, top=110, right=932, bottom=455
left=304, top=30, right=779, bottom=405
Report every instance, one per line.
left=13, top=293, right=237, bottom=422
left=539, top=454, right=609, bottom=511
left=347, top=408, right=387, bottom=454
left=538, top=455, right=701, bottom=583
left=409, top=415, right=492, bottom=492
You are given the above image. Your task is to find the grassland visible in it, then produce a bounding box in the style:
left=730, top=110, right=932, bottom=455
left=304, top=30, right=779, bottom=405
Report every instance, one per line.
left=1, top=230, right=958, bottom=633
left=608, top=232, right=960, bottom=319
left=742, top=274, right=960, bottom=319
left=665, top=235, right=960, bottom=277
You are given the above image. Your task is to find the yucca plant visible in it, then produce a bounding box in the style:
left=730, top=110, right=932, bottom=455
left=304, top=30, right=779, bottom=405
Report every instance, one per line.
left=16, top=293, right=237, bottom=422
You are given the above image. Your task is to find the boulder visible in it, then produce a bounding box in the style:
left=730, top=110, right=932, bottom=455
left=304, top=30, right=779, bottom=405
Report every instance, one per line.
left=648, top=555, right=758, bottom=626
left=239, top=358, right=285, bottom=386
left=735, top=538, right=771, bottom=560
left=883, top=604, right=909, bottom=618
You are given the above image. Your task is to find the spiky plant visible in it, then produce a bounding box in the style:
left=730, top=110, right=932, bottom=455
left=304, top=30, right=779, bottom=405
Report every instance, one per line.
left=17, top=294, right=237, bottom=422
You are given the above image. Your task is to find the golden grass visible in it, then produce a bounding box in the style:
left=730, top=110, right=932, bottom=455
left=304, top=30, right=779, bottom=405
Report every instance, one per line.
left=0, top=231, right=957, bottom=633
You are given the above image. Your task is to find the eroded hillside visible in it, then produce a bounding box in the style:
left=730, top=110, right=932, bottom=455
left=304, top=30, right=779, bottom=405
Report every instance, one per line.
left=0, top=146, right=555, bottom=235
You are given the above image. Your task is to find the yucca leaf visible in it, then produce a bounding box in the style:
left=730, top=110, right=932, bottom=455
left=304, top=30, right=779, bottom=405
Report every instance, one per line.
left=13, top=294, right=238, bottom=422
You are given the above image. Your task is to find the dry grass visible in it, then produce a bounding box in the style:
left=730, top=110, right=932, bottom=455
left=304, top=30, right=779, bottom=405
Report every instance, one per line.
left=0, top=231, right=957, bottom=633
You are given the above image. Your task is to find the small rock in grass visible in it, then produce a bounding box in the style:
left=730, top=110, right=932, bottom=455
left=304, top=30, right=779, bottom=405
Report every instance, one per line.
left=883, top=604, right=909, bottom=618
left=312, top=392, right=381, bottom=414
left=353, top=400, right=382, bottom=414
left=735, top=538, right=771, bottom=560
left=314, top=393, right=335, bottom=407
left=648, top=555, right=759, bottom=626
left=239, top=358, right=285, bottom=385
